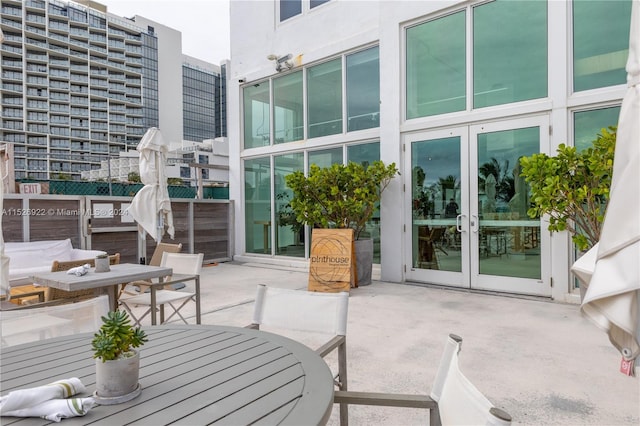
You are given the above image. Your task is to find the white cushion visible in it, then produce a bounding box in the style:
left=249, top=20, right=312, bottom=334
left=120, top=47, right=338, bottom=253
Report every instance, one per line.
left=6, top=239, right=73, bottom=270
left=5, top=239, right=106, bottom=285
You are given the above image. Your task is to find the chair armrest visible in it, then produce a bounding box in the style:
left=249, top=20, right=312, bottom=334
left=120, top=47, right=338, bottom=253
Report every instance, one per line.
left=316, top=335, right=345, bottom=358
left=333, top=390, right=436, bottom=409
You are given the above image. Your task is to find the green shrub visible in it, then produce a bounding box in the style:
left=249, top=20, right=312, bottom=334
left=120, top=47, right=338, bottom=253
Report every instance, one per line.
left=285, top=161, right=398, bottom=240
left=519, top=127, right=616, bottom=251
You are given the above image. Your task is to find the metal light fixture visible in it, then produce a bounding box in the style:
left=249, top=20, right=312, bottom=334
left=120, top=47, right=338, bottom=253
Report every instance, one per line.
left=267, top=53, right=294, bottom=72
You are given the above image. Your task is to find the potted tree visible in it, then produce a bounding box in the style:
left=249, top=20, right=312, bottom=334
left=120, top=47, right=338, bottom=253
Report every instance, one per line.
left=91, top=310, right=147, bottom=404
left=285, top=160, right=398, bottom=286
left=519, top=126, right=616, bottom=252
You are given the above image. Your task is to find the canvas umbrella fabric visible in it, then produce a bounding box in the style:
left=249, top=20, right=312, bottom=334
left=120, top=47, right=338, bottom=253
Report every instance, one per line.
left=0, top=144, right=9, bottom=297
left=572, top=0, right=640, bottom=375
left=128, top=128, right=174, bottom=251
left=0, top=32, right=8, bottom=297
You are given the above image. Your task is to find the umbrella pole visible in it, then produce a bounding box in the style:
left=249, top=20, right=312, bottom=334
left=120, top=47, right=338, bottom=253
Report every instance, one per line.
left=138, top=227, right=147, bottom=265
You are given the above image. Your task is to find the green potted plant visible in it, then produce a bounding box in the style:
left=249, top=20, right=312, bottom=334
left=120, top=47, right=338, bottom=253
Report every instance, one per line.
left=91, top=310, right=147, bottom=404
left=519, top=126, right=616, bottom=252
left=285, top=160, right=398, bottom=286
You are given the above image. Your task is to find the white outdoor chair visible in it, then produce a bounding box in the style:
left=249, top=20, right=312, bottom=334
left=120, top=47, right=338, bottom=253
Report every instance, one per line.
left=248, top=284, right=350, bottom=426
left=334, top=333, right=512, bottom=426
left=119, top=252, right=203, bottom=326
left=0, top=295, right=110, bottom=348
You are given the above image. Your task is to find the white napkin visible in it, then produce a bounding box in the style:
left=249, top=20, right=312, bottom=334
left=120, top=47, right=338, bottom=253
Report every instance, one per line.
left=0, top=377, right=96, bottom=422
left=67, top=264, right=90, bottom=277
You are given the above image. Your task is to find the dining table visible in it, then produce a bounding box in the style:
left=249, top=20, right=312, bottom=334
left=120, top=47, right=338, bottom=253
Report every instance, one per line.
left=30, top=263, right=200, bottom=325
left=0, top=324, right=335, bottom=425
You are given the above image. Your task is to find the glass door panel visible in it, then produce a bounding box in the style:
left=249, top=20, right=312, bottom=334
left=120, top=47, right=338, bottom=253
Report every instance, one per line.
left=406, top=117, right=550, bottom=296
left=406, top=128, right=469, bottom=288
left=470, top=117, right=550, bottom=296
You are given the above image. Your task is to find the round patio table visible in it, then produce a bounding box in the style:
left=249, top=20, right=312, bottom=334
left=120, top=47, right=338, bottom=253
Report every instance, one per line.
left=0, top=325, right=335, bottom=425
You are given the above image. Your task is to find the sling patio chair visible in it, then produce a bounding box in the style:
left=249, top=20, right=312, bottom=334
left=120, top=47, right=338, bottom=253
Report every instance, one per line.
left=0, top=295, right=110, bottom=348
left=334, top=333, right=512, bottom=426
left=119, top=242, right=183, bottom=298
left=119, top=252, right=203, bottom=326
left=247, top=284, right=350, bottom=426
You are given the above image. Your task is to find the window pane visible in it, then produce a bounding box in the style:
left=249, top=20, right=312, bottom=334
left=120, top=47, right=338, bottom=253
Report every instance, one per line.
left=573, top=0, right=631, bottom=92
left=280, top=0, right=301, bottom=21
left=406, top=11, right=466, bottom=118
left=275, top=153, right=305, bottom=257
left=274, top=71, right=303, bottom=143
left=473, top=0, right=547, bottom=108
left=311, top=0, right=330, bottom=9
left=309, top=148, right=342, bottom=168
left=347, top=142, right=382, bottom=263
left=245, top=157, right=272, bottom=254
left=347, top=141, right=379, bottom=167
left=477, top=127, right=540, bottom=279
left=243, top=82, right=270, bottom=149
left=347, top=47, right=380, bottom=131
left=574, top=106, right=620, bottom=151
left=308, top=59, right=342, bottom=138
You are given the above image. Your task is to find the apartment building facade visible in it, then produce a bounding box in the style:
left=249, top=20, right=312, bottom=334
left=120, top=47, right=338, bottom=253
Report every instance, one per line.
left=0, top=0, right=226, bottom=182
left=227, top=0, right=631, bottom=301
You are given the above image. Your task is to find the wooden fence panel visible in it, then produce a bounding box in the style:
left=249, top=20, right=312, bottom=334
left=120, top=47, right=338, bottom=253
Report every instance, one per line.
left=2, top=195, right=233, bottom=265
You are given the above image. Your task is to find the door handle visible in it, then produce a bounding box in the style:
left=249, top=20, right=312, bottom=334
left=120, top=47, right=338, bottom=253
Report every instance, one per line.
left=456, top=214, right=465, bottom=233
left=471, top=214, right=479, bottom=233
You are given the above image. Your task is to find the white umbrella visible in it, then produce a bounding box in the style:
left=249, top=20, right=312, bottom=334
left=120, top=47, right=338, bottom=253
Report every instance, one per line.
left=1, top=144, right=9, bottom=297
left=0, top=31, right=7, bottom=296
left=572, top=0, right=640, bottom=376
left=128, top=128, right=174, bottom=259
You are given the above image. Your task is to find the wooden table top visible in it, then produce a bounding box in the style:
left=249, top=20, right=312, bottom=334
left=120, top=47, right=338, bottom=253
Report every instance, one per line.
left=1, top=325, right=335, bottom=425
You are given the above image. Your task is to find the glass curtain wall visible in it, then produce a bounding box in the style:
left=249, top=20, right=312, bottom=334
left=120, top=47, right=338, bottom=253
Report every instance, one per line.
left=473, top=0, right=547, bottom=108
left=574, top=107, right=621, bottom=151
left=308, top=148, right=342, bottom=168
left=348, top=142, right=382, bottom=262
left=245, top=157, right=272, bottom=254
left=308, top=59, right=342, bottom=138
left=274, top=153, right=305, bottom=257
left=346, top=46, right=380, bottom=131
left=573, top=0, right=631, bottom=92
left=406, top=0, right=546, bottom=118
left=244, top=82, right=270, bottom=148
left=571, top=106, right=621, bottom=290
left=274, top=71, right=303, bottom=143
left=406, top=11, right=466, bottom=118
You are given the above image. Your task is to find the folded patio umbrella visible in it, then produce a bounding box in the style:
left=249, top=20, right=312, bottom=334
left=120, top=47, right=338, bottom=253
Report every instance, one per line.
left=127, top=127, right=175, bottom=244
left=572, top=0, right=640, bottom=376
left=1, top=144, right=9, bottom=297
left=0, top=377, right=95, bottom=422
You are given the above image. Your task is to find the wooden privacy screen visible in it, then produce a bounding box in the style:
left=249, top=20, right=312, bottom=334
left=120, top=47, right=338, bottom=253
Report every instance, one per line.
left=308, top=228, right=354, bottom=293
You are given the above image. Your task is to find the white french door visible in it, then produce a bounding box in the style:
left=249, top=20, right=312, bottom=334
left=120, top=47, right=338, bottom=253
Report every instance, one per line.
left=404, top=116, right=551, bottom=296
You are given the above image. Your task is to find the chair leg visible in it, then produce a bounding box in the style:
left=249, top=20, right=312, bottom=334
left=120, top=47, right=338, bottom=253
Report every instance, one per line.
left=163, top=298, right=193, bottom=324
left=120, top=302, right=149, bottom=327
left=338, top=340, right=349, bottom=426
left=430, top=405, right=442, bottom=426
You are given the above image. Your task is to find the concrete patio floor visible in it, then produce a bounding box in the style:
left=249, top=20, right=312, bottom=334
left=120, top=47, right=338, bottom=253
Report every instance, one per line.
left=139, top=261, right=639, bottom=425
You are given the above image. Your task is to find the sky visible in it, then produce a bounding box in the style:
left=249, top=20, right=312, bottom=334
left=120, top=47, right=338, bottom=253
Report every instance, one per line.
left=98, top=0, right=231, bottom=63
